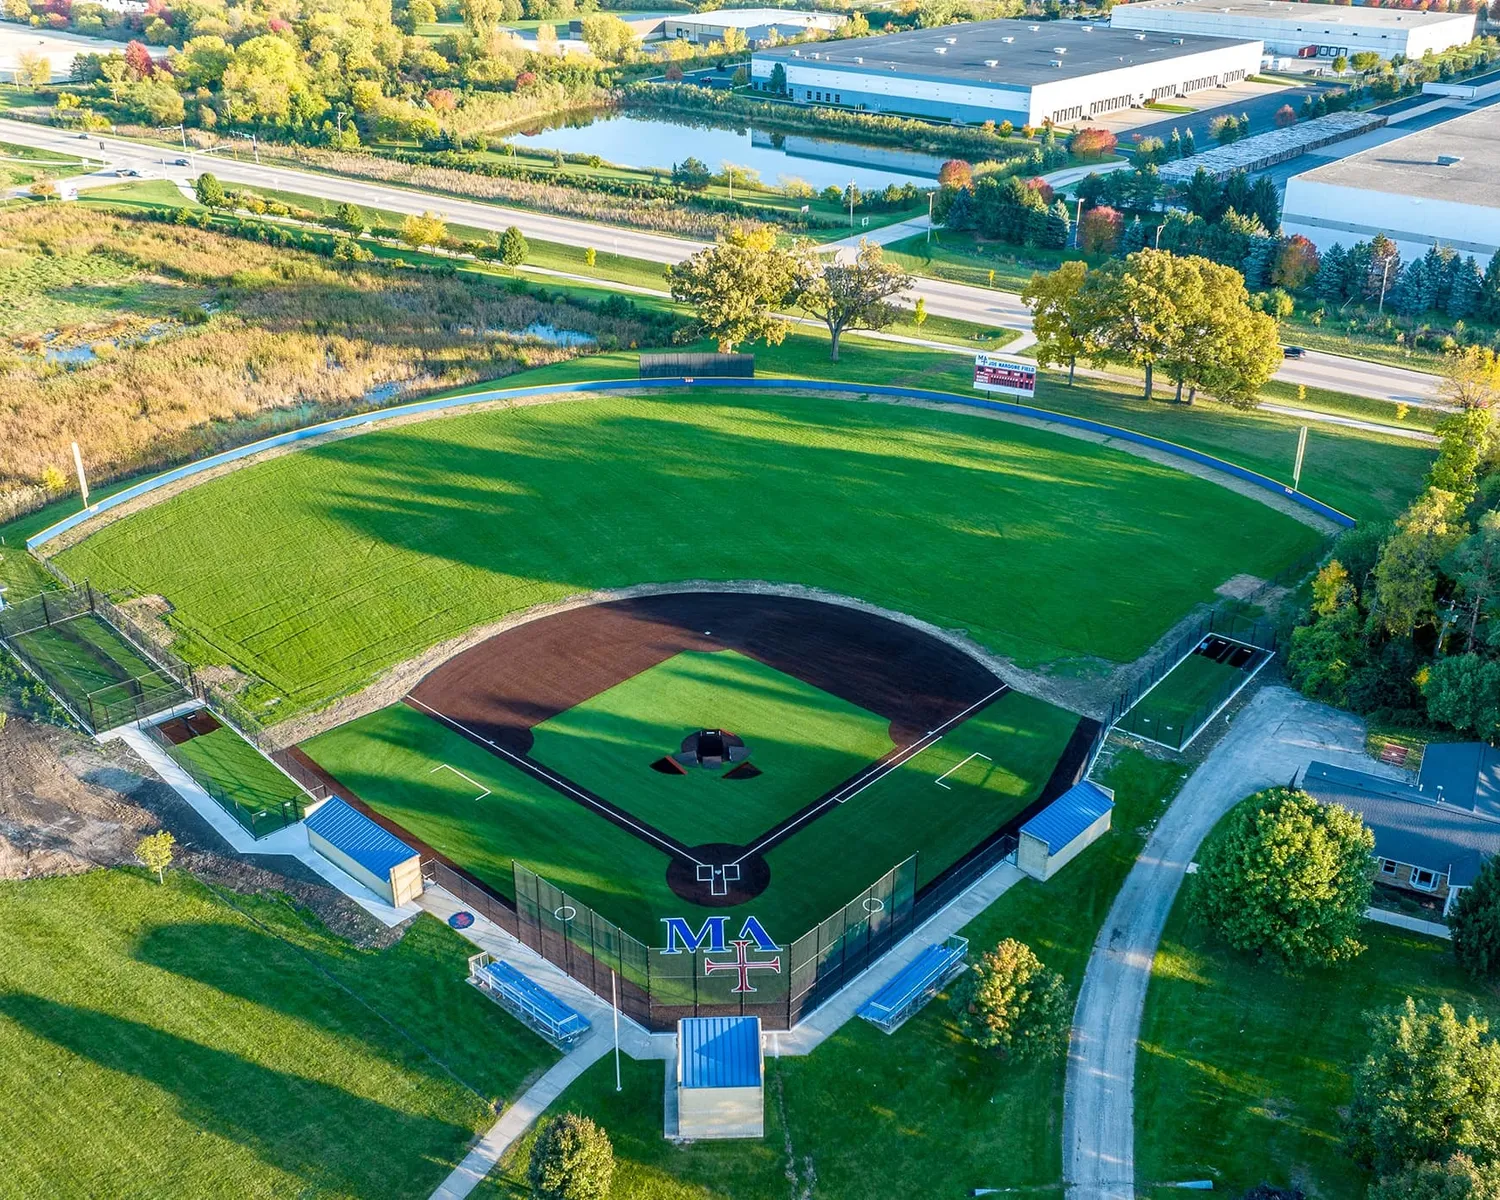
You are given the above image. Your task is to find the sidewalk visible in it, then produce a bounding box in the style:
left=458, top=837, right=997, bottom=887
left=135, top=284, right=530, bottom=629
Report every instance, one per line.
left=1366, top=906, right=1451, bottom=940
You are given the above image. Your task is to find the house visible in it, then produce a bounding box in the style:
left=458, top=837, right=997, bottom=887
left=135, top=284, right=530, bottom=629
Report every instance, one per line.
left=1300, top=743, right=1500, bottom=915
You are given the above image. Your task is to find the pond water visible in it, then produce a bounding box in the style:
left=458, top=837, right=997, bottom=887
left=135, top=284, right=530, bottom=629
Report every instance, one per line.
left=503, top=112, right=946, bottom=193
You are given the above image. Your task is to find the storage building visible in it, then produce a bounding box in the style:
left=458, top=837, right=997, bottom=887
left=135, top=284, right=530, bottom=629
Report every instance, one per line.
left=1281, top=107, right=1500, bottom=262
left=1017, top=780, right=1114, bottom=882
left=304, top=797, right=424, bottom=907
left=1110, top=0, right=1475, bottom=64
left=675, top=1016, right=765, bottom=1139
left=662, top=8, right=846, bottom=47
left=751, top=18, right=1262, bottom=127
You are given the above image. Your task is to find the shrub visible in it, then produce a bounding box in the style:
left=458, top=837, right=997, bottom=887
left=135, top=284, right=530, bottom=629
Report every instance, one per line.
left=949, top=938, right=1069, bottom=1061
left=528, top=1113, right=614, bottom=1200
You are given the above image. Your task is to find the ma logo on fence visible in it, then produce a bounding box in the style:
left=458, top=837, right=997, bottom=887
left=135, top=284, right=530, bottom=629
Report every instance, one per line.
left=661, top=915, right=783, bottom=994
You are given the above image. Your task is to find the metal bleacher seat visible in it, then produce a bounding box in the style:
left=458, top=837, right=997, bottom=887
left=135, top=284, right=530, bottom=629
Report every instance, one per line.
left=468, top=953, right=590, bottom=1048
left=858, top=935, right=969, bottom=1034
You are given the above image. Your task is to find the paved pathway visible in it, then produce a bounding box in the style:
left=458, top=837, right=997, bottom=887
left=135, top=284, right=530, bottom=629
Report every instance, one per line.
left=1367, top=907, right=1451, bottom=940
left=1062, top=686, right=1406, bottom=1200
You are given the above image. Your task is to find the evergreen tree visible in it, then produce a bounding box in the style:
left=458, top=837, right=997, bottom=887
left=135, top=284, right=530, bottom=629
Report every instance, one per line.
left=1024, top=202, right=1050, bottom=248
left=1167, top=127, right=1182, bottom=159
left=1123, top=216, right=1148, bottom=253
left=1452, top=855, right=1500, bottom=980
left=944, top=186, right=973, bottom=231
left=1242, top=235, right=1279, bottom=291
left=1318, top=243, right=1350, bottom=303
left=1043, top=199, right=1071, bottom=249
left=1479, top=249, right=1500, bottom=324
left=1182, top=127, right=1196, bottom=157
left=1250, top=175, right=1281, bottom=233
left=1392, top=257, right=1428, bottom=317
left=1449, top=256, right=1484, bottom=320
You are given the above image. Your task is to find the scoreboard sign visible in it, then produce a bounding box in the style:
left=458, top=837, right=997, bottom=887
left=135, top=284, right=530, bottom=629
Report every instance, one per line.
left=973, top=354, right=1037, bottom=399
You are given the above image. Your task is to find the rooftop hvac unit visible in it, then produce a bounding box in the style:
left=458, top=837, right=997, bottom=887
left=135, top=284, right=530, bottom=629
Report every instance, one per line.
left=984, top=58, right=998, bottom=66
left=1050, top=58, right=1064, bottom=66
left=934, top=45, right=947, bottom=53
left=1437, top=154, right=1464, bottom=166
left=1001, top=34, right=1014, bottom=42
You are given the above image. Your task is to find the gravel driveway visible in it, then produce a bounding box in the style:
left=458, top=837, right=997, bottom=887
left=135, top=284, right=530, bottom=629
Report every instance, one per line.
left=1062, top=685, right=1406, bottom=1199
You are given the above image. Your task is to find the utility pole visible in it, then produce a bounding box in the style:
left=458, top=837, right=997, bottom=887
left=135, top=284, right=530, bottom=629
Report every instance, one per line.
left=848, top=177, right=856, bottom=230
left=927, top=190, right=934, bottom=243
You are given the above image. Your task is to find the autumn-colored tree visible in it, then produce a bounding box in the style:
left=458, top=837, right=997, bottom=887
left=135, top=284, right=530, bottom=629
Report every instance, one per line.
left=425, top=88, right=457, bottom=112
left=400, top=211, right=448, bottom=250
left=1273, top=235, right=1320, bottom=291
left=1069, top=127, right=1117, bottom=159
left=1024, top=176, right=1055, bottom=204
left=1078, top=205, right=1122, bottom=254
left=937, top=159, right=973, bottom=188
left=124, top=39, right=155, bottom=79
left=1274, top=103, right=1298, bottom=128
left=950, top=938, right=1069, bottom=1061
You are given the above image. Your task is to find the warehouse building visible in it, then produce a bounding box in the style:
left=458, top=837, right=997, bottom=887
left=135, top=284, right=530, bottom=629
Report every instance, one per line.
left=750, top=19, right=1262, bottom=127
left=1110, top=0, right=1475, bottom=64
left=662, top=8, right=846, bottom=47
left=1281, top=107, right=1500, bottom=262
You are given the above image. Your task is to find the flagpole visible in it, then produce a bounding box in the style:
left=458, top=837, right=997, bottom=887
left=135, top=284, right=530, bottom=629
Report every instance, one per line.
left=612, top=969, right=622, bottom=1092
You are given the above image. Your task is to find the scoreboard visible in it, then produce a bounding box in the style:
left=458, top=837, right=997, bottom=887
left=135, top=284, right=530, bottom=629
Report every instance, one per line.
left=972, top=354, right=1037, bottom=399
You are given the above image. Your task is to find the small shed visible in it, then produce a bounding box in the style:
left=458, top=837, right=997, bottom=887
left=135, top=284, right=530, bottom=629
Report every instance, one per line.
left=1017, top=780, right=1115, bottom=882
left=304, top=797, right=423, bottom=906
left=676, top=1016, right=764, bottom=1139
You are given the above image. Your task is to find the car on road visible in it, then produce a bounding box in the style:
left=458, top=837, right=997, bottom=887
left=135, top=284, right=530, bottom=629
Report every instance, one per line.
left=115, top=167, right=140, bottom=177
left=171, top=158, right=190, bottom=166
left=1282, top=345, right=1306, bottom=359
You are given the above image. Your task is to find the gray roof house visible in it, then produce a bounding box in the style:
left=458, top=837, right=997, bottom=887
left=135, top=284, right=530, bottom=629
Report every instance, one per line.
left=1300, top=743, right=1500, bottom=914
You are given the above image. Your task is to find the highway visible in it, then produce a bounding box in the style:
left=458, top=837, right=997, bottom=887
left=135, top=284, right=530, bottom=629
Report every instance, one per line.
left=0, top=116, right=1443, bottom=407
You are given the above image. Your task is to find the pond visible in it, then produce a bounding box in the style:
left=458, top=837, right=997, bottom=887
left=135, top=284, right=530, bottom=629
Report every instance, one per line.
left=503, top=112, right=946, bottom=193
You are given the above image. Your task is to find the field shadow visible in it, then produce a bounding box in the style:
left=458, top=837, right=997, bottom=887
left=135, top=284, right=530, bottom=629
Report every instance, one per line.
left=0, top=992, right=471, bottom=1195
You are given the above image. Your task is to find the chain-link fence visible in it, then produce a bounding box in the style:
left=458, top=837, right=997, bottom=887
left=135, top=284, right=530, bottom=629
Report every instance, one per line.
left=141, top=719, right=304, bottom=837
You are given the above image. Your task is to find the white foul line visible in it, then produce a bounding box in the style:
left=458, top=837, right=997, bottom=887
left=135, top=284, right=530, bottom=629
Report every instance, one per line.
left=934, top=751, right=991, bottom=790
left=429, top=762, right=492, bottom=800
left=729, top=684, right=1008, bottom=868
left=405, top=694, right=706, bottom=868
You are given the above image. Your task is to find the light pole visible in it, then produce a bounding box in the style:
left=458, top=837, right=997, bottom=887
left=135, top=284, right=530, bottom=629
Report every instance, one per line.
left=1376, top=253, right=1395, bottom=314
left=848, top=177, right=856, bottom=230
left=927, top=190, right=934, bottom=244
left=235, top=131, right=259, bottom=165
left=1072, top=196, right=1084, bottom=248
left=1155, top=223, right=1166, bottom=249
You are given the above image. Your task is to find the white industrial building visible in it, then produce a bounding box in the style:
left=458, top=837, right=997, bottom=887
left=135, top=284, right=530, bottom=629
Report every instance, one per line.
left=1110, top=0, right=1476, bottom=64
left=1282, top=107, right=1500, bottom=262
left=661, top=8, right=846, bottom=47
left=751, top=18, right=1262, bottom=127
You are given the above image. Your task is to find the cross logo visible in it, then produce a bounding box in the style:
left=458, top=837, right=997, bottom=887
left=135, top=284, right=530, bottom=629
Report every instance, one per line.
left=703, top=939, right=782, bottom=994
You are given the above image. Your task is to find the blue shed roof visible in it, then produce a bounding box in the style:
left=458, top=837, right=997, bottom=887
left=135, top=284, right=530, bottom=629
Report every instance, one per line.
left=1021, top=781, right=1113, bottom=855
left=679, top=1017, right=761, bottom=1089
left=304, top=798, right=418, bottom=880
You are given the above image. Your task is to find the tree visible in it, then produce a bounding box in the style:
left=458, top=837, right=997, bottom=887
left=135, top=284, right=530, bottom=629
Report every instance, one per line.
left=124, top=39, right=154, bottom=79
left=1425, top=654, right=1500, bottom=740
left=16, top=50, right=52, bottom=90
left=1333, top=54, right=1348, bottom=73
left=1274, top=103, right=1298, bottom=128
left=579, top=12, right=639, bottom=60
left=672, top=157, right=712, bottom=190
left=1430, top=408, right=1496, bottom=505
left=768, top=62, right=786, bottom=93
left=499, top=225, right=528, bottom=266
left=1273, top=235, right=1320, bottom=291
left=528, top=1113, right=614, bottom=1200
left=401, top=211, right=448, bottom=250
left=937, top=159, right=973, bottom=188
left=1450, top=511, right=1500, bottom=650
left=1369, top=1154, right=1500, bottom=1200
left=334, top=202, right=366, bottom=234
left=1069, top=127, right=1117, bottom=159
left=1352, top=51, right=1383, bottom=73
left=1480, top=250, right=1500, bottom=324
left=796, top=240, right=913, bottom=362
left=1346, top=998, right=1500, bottom=1175
left=1192, top=787, right=1374, bottom=971
left=194, top=172, right=226, bottom=209
left=949, top=938, right=1069, bottom=1061
left=1312, top=558, right=1356, bottom=616
left=135, top=831, right=175, bottom=884
left=1440, top=347, right=1500, bottom=412
left=584, top=247, right=596, bottom=269
left=1022, top=260, right=1095, bottom=385
left=1452, top=856, right=1500, bottom=981
left=912, top=297, right=927, bottom=329
left=28, top=178, right=58, bottom=201
left=666, top=226, right=803, bottom=353
left=1375, top=488, right=1467, bottom=636
left=461, top=0, right=505, bottom=37
left=1078, top=205, right=1122, bottom=254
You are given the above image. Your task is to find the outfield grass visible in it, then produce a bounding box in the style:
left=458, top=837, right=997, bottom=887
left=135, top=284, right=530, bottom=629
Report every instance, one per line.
left=484, top=747, right=1189, bottom=1199
left=1135, top=833, right=1500, bottom=1196
left=0, top=868, right=557, bottom=1199
left=7, top=612, right=186, bottom=726
left=1115, top=650, right=1253, bottom=750
left=55, top=386, right=1323, bottom=715
left=305, top=688, right=1076, bottom=944
left=527, top=650, right=894, bottom=848
left=167, top=722, right=306, bottom=817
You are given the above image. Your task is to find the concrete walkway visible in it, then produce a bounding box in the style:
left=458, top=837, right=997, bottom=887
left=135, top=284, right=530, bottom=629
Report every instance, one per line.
left=1367, top=906, right=1451, bottom=940
left=105, top=723, right=420, bottom=927
left=1062, top=687, right=1407, bottom=1200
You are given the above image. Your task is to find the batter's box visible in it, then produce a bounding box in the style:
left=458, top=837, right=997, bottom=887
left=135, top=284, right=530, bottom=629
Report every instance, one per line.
left=696, top=862, right=741, bottom=897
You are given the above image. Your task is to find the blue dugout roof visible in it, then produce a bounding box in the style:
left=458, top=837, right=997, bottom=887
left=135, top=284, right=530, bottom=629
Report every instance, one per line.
left=1021, top=781, right=1113, bottom=855
left=680, top=1016, right=762, bottom=1089
left=304, top=797, right=418, bottom=880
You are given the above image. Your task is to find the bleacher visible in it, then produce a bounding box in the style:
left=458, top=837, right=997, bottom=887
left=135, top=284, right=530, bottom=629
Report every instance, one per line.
left=468, top=952, right=591, bottom=1049
left=858, top=935, right=969, bottom=1034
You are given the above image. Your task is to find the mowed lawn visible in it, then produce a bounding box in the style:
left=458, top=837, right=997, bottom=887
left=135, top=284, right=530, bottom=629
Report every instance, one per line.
left=0, top=869, right=557, bottom=1200
left=528, top=650, right=895, bottom=848
left=302, top=689, right=1077, bottom=946
left=1136, top=865, right=1500, bottom=1196
left=484, top=748, right=1190, bottom=1200
left=55, top=389, right=1324, bottom=716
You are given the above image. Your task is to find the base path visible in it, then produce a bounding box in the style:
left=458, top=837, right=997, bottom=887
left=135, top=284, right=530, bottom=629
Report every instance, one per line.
left=1062, top=686, right=1406, bottom=1200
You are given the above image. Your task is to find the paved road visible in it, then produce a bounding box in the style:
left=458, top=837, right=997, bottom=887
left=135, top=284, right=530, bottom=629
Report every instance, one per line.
left=0, top=116, right=1441, bottom=404
left=1063, top=686, right=1406, bottom=1200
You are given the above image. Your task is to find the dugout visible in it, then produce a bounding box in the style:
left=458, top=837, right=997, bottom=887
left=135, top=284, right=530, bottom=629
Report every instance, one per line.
left=676, top=1016, right=764, bottom=1139
left=1016, top=781, right=1114, bottom=882
left=304, top=797, right=424, bottom=906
